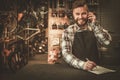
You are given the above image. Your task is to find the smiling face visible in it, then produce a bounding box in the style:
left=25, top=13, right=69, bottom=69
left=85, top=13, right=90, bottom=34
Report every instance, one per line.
left=73, top=5, right=88, bottom=27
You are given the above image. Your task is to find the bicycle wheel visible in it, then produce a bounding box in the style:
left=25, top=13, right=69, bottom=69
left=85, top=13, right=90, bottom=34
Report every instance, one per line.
left=8, top=52, right=22, bottom=72
left=8, top=41, right=29, bottom=72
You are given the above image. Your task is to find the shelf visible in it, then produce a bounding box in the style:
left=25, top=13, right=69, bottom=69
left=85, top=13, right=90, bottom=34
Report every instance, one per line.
left=49, top=29, right=64, bottom=35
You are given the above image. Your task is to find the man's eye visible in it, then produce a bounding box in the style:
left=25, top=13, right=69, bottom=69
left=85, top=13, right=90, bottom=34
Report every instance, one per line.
left=82, top=12, right=87, bottom=15
left=76, top=13, right=80, bottom=15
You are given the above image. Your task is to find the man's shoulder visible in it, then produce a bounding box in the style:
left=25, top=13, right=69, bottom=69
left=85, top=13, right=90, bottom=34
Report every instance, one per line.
left=68, top=24, right=76, bottom=28
left=66, top=24, right=77, bottom=30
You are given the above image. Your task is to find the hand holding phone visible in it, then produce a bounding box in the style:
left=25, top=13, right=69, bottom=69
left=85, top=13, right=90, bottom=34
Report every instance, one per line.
left=88, top=12, right=96, bottom=23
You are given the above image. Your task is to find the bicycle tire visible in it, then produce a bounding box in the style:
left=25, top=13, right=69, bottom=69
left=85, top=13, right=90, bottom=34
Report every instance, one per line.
left=8, top=52, right=21, bottom=73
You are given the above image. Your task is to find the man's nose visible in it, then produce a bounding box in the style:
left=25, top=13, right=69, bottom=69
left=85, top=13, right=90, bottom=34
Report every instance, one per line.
left=78, top=14, right=82, bottom=19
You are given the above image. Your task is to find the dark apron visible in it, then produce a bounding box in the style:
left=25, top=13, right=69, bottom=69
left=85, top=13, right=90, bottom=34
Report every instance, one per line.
left=72, top=31, right=100, bottom=64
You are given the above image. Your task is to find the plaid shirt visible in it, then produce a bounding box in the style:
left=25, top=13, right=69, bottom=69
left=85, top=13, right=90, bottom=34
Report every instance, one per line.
left=61, top=23, right=112, bottom=69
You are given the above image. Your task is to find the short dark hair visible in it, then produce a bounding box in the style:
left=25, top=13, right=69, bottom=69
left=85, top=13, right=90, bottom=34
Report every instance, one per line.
left=72, top=0, right=88, bottom=10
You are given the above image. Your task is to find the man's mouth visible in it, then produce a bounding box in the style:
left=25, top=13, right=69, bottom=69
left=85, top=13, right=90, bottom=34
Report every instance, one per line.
left=75, top=18, right=88, bottom=26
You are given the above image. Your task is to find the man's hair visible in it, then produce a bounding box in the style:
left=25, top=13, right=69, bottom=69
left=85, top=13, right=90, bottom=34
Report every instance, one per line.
left=72, top=0, right=88, bottom=10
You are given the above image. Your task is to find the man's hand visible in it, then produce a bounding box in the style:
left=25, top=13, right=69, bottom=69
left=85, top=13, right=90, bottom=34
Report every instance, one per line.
left=83, top=60, right=97, bottom=70
left=88, top=12, right=96, bottom=23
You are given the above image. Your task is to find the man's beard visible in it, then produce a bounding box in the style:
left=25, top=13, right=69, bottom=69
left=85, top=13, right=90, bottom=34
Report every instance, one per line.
left=75, top=18, right=88, bottom=27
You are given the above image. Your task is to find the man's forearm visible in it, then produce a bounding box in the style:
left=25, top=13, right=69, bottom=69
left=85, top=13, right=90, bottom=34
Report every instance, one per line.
left=62, top=49, right=85, bottom=69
